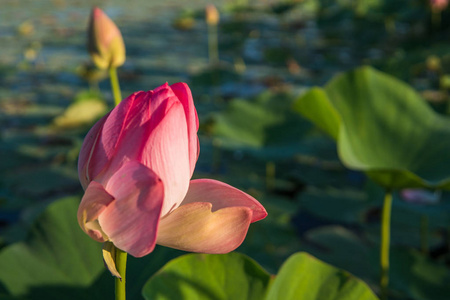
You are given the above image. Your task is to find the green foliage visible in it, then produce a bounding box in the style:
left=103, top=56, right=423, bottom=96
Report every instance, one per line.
left=0, top=197, right=105, bottom=299
left=211, top=91, right=312, bottom=159
left=143, top=252, right=379, bottom=300
left=142, top=252, right=271, bottom=300
left=0, top=197, right=182, bottom=300
left=52, top=94, right=107, bottom=129
left=294, top=66, right=450, bottom=189
left=266, top=252, right=378, bottom=300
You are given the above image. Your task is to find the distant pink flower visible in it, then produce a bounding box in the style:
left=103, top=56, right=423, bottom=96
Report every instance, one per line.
left=205, top=4, right=220, bottom=26
left=87, top=7, right=125, bottom=69
left=400, top=189, right=440, bottom=205
left=430, top=0, right=448, bottom=10
left=77, top=83, right=267, bottom=257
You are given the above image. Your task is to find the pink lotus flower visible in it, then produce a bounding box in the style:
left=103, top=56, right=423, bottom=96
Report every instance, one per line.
left=87, top=7, right=125, bottom=69
left=77, top=83, right=267, bottom=257
left=430, top=0, right=448, bottom=10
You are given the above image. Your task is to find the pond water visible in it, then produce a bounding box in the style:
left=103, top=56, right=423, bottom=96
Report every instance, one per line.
left=0, top=0, right=382, bottom=109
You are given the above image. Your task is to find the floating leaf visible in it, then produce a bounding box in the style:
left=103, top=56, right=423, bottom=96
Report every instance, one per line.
left=142, top=252, right=271, bottom=300
left=266, top=252, right=378, bottom=300
left=0, top=196, right=183, bottom=300
left=143, top=251, right=378, bottom=300
left=52, top=97, right=107, bottom=129
left=294, top=66, right=450, bottom=189
left=300, top=226, right=377, bottom=284
left=212, top=91, right=312, bottom=160
left=0, top=197, right=105, bottom=299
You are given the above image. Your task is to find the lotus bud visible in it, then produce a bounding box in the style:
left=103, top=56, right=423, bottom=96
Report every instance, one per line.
left=87, top=7, right=125, bottom=69
left=205, top=4, right=220, bottom=26
left=430, top=0, right=448, bottom=11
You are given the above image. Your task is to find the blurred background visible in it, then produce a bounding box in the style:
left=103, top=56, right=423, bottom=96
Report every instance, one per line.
left=1, top=0, right=450, bottom=299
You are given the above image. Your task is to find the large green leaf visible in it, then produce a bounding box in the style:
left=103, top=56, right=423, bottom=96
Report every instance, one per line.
left=0, top=196, right=183, bottom=300
left=143, top=251, right=378, bottom=300
left=0, top=196, right=106, bottom=299
left=266, top=252, right=378, bottom=300
left=142, top=252, right=271, bottom=300
left=294, top=66, right=450, bottom=189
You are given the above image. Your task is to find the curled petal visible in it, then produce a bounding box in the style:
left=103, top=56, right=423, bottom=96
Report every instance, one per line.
left=96, top=87, right=192, bottom=207
left=98, top=85, right=180, bottom=160
left=102, top=241, right=122, bottom=279
left=78, top=113, right=109, bottom=190
left=181, top=179, right=267, bottom=223
left=78, top=89, right=148, bottom=186
left=78, top=84, right=196, bottom=193
left=170, top=82, right=199, bottom=175
left=88, top=90, right=172, bottom=183
left=99, top=91, right=151, bottom=167
left=138, top=100, right=191, bottom=217
left=157, top=202, right=253, bottom=254
left=98, top=161, right=164, bottom=257
left=77, top=181, right=114, bottom=242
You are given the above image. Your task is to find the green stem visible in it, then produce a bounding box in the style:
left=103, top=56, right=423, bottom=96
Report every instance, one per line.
left=212, top=138, right=222, bottom=173
left=115, top=248, right=127, bottom=300
left=380, top=190, right=392, bottom=300
left=109, top=67, right=126, bottom=300
left=420, top=215, right=429, bottom=255
left=383, top=15, right=396, bottom=35
left=266, top=161, right=276, bottom=192
left=431, top=10, right=441, bottom=29
left=109, top=67, right=122, bottom=106
left=208, top=24, right=219, bottom=65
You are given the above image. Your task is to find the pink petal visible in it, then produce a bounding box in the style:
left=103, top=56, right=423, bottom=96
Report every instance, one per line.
left=156, top=202, right=253, bottom=254
left=78, top=92, right=146, bottom=187
left=77, top=181, right=114, bottom=242
left=170, top=82, right=200, bottom=175
left=99, top=91, right=151, bottom=166
left=98, top=161, right=164, bottom=257
left=78, top=83, right=197, bottom=188
left=79, top=89, right=142, bottom=185
left=93, top=90, right=162, bottom=181
left=181, top=179, right=267, bottom=223
left=138, top=100, right=191, bottom=216
left=96, top=86, right=192, bottom=195
left=78, top=113, right=109, bottom=190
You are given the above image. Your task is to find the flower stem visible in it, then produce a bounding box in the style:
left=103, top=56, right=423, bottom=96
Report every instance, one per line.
left=380, top=190, right=392, bottom=300
left=115, top=248, right=127, bottom=300
left=420, top=215, right=429, bottom=255
left=431, top=7, right=441, bottom=29
left=110, top=65, right=126, bottom=300
left=208, top=24, right=219, bottom=65
left=265, top=161, right=275, bottom=192
left=109, top=67, right=122, bottom=106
